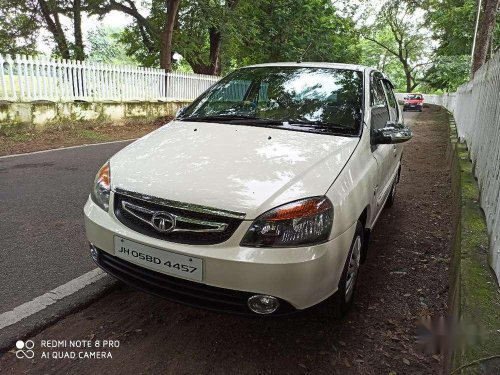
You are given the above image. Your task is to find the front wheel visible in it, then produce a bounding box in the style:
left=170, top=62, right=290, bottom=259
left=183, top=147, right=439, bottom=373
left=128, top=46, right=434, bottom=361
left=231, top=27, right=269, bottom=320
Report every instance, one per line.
left=332, top=221, right=364, bottom=318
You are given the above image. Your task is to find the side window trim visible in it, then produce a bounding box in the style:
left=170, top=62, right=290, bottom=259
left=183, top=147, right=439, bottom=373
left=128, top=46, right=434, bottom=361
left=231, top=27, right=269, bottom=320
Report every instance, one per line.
left=370, top=72, right=389, bottom=109
left=382, top=79, right=399, bottom=123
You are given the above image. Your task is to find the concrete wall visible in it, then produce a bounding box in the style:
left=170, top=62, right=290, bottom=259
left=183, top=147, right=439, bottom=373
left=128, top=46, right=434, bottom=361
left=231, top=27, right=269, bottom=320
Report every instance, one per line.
left=0, top=101, right=190, bottom=134
left=445, top=109, right=500, bottom=374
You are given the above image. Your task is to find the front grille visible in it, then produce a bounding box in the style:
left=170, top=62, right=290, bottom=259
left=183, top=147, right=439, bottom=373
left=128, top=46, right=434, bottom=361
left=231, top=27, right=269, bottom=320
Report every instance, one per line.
left=96, top=249, right=296, bottom=315
left=114, top=190, right=244, bottom=245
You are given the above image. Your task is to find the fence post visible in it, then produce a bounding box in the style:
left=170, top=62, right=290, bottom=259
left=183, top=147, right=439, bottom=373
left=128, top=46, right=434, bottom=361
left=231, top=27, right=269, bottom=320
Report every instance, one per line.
left=0, top=54, right=6, bottom=100
left=0, top=54, right=221, bottom=103
left=5, top=55, right=15, bottom=101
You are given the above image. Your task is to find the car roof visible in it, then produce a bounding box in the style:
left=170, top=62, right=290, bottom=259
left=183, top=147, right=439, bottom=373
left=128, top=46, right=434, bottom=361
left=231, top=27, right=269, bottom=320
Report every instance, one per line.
left=242, top=62, right=371, bottom=72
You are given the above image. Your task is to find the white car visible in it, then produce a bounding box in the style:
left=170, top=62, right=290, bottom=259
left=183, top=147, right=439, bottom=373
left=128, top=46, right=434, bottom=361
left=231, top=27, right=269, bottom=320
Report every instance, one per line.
left=84, top=62, right=411, bottom=316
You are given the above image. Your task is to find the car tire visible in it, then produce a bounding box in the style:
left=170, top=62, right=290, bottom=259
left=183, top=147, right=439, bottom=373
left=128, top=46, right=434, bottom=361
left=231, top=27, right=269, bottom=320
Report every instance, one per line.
left=385, top=178, right=397, bottom=208
left=333, top=221, right=364, bottom=318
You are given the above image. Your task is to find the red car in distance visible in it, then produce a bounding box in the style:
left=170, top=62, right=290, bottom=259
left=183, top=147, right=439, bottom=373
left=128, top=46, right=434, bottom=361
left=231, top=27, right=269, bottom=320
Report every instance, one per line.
left=403, top=93, right=424, bottom=112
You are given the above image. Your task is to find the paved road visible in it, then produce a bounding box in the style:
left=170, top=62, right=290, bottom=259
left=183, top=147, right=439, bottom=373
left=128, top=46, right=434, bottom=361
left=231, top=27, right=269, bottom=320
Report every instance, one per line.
left=0, top=142, right=131, bottom=313
left=0, top=108, right=454, bottom=374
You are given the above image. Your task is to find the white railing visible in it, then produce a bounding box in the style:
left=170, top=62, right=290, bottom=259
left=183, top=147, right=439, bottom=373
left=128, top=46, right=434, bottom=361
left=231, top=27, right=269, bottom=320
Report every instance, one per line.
left=402, top=51, right=500, bottom=282
left=0, top=54, right=220, bottom=102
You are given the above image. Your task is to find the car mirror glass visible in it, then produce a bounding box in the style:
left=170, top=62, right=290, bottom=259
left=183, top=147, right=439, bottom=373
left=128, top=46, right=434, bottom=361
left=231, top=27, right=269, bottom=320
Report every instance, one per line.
left=372, top=123, right=412, bottom=145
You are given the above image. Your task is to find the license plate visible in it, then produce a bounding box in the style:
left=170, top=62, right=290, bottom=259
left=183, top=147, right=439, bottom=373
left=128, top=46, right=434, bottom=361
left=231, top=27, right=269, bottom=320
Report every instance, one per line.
left=114, top=237, right=203, bottom=281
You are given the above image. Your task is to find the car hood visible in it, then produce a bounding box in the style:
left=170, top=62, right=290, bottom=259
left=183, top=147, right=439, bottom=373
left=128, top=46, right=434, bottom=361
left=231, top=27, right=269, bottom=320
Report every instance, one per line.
left=110, top=121, right=359, bottom=219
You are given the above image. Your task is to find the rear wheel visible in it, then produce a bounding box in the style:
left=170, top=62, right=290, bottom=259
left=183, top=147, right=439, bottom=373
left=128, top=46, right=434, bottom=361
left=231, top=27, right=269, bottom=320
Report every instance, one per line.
left=333, top=221, right=363, bottom=318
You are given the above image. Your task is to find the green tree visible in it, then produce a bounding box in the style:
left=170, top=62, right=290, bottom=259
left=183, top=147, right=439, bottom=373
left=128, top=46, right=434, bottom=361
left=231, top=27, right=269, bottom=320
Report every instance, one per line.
left=0, top=0, right=38, bottom=55
left=38, top=0, right=86, bottom=60
left=88, top=0, right=182, bottom=71
left=117, top=0, right=360, bottom=74
left=363, top=0, right=428, bottom=92
left=422, top=55, right=470, bottom=91
left=360, top=28, right=408, bottom=91
left=87, top=26, right=138, bottom=64
left=422, top=0, right=500, bottom=87
left=1, top=0, right=87, bottom=60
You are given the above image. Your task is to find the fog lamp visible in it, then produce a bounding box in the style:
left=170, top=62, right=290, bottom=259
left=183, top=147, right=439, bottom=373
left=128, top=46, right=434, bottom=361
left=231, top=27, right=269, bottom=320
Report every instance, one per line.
left=247, top=295, right=280, bottom=314
left=89, top=243, right=99, bottom=262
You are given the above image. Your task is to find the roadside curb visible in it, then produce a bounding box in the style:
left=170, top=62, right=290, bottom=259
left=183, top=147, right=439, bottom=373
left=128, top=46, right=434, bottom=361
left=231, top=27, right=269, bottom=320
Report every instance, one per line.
left=445, top=109, right=500, bottom=374
left=0, top=276, right=119, bottom=355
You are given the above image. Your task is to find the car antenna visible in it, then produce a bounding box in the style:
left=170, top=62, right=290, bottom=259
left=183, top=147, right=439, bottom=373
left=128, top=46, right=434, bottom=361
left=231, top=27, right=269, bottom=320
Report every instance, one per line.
left=297, top=42, right=313, bottom=63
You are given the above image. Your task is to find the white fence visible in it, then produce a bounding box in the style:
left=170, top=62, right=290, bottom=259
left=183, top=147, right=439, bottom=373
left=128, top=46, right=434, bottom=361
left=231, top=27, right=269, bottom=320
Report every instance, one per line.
left=408, top=52, right=500, bottom=282
left=0, top=54, right=220, bottom=102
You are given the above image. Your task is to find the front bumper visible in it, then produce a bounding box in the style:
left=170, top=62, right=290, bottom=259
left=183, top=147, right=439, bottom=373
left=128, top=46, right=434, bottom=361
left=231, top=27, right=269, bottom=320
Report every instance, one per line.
left=84, top=196, right=356, bottom=311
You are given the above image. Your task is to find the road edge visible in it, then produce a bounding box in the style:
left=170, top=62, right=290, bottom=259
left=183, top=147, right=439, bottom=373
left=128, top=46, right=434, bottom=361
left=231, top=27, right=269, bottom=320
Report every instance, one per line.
left=0, top=276, right=119, bottom=355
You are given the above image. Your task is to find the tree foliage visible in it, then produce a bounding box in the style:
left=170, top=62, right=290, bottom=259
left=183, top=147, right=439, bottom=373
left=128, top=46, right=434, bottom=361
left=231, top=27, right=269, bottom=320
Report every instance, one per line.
left=116, top=0, right=360, bottom=74
left=422, top=0, right=500, bottom=89
left=226, top=0, right=360, bottom=67
left=362, top=1, right=428, bottom=92
left=0, top=0, right=38, bottom=55
left=87, top=26, right=138, bottom=64
left=1, top=0, right=497, bottom=93
left=422, top=55, right=470, bottom=92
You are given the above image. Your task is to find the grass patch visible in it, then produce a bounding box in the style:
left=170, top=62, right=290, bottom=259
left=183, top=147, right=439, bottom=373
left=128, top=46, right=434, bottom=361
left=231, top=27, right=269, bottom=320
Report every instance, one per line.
left=7, top=133, right=34, bottom=142
left=77, top=129, right=105, bottom=140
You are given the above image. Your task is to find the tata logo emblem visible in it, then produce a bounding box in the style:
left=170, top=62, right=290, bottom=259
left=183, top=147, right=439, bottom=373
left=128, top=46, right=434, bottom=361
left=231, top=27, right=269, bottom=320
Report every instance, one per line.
left=151, top=212, right=176, bottom=233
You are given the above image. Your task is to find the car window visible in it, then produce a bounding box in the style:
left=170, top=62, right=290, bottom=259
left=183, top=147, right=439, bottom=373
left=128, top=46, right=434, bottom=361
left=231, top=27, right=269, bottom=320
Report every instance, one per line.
left=370, top=75, right=390, bottom=131
left=383, top=81, right=398, bottom=122
left=210, top=79, right=252, bottom=105
left=406, top=94, right=423, bottom=100
left=371, top=77, right=387, bottom=108
left=181, top=66, right=364, bottom=136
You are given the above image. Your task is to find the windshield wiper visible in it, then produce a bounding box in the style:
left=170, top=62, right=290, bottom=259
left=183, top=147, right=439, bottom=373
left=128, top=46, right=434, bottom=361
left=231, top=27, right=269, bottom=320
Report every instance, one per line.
left=181, top=115, right=264, bottom=122
left=180, top=115, right=357, bottom=134
left=282, top=120, right=356, bottom=133
left=180, top=115, right=286, bottom=126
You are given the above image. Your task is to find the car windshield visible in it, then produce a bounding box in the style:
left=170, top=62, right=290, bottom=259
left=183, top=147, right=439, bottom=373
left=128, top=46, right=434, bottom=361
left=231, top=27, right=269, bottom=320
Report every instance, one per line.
left=179, top=66, right=364, bottom=136
left=406, top=94, right=423, bottom=100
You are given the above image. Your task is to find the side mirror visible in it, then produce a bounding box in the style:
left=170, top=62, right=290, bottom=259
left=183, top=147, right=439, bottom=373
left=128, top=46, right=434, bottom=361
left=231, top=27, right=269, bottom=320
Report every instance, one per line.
left=372, top=122, right=413, bottom=144
left=175, top=106, right=187, bottom=118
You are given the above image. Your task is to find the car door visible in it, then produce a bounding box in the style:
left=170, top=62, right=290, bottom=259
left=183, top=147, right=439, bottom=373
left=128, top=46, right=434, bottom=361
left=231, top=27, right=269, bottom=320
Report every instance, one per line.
left=370, top=73, right=393, bottom=213
left=382, top=79, right=403, bottom=184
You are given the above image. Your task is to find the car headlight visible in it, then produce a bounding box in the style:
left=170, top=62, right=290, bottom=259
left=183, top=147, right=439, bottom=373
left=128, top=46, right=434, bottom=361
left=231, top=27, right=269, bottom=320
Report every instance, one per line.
left=240, top=197, right=333, bottom=248
left=91, top=161, right=111, bottom=211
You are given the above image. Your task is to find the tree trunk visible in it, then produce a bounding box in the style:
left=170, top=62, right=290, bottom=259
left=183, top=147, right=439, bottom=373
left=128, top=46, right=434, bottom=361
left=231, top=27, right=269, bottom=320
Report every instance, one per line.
left=73, top=0, right=85, bottom=60
left=38, top=0, right=70, bottom=59
left=404, top=65, right=412, bottom=93
left=472, top=0, right=500, bottom=75
left=160, top=0, right=181, bottom=72
left=209, top=28, right=222, bottom=75
left=186, top=29, right=222, bottom=76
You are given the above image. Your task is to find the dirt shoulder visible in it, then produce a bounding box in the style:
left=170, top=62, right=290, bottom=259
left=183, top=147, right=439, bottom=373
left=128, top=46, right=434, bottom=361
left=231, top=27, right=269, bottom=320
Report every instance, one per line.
left=0, top=108, right=452, bottom=374
left=0, top=118, right=170, bottom=157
